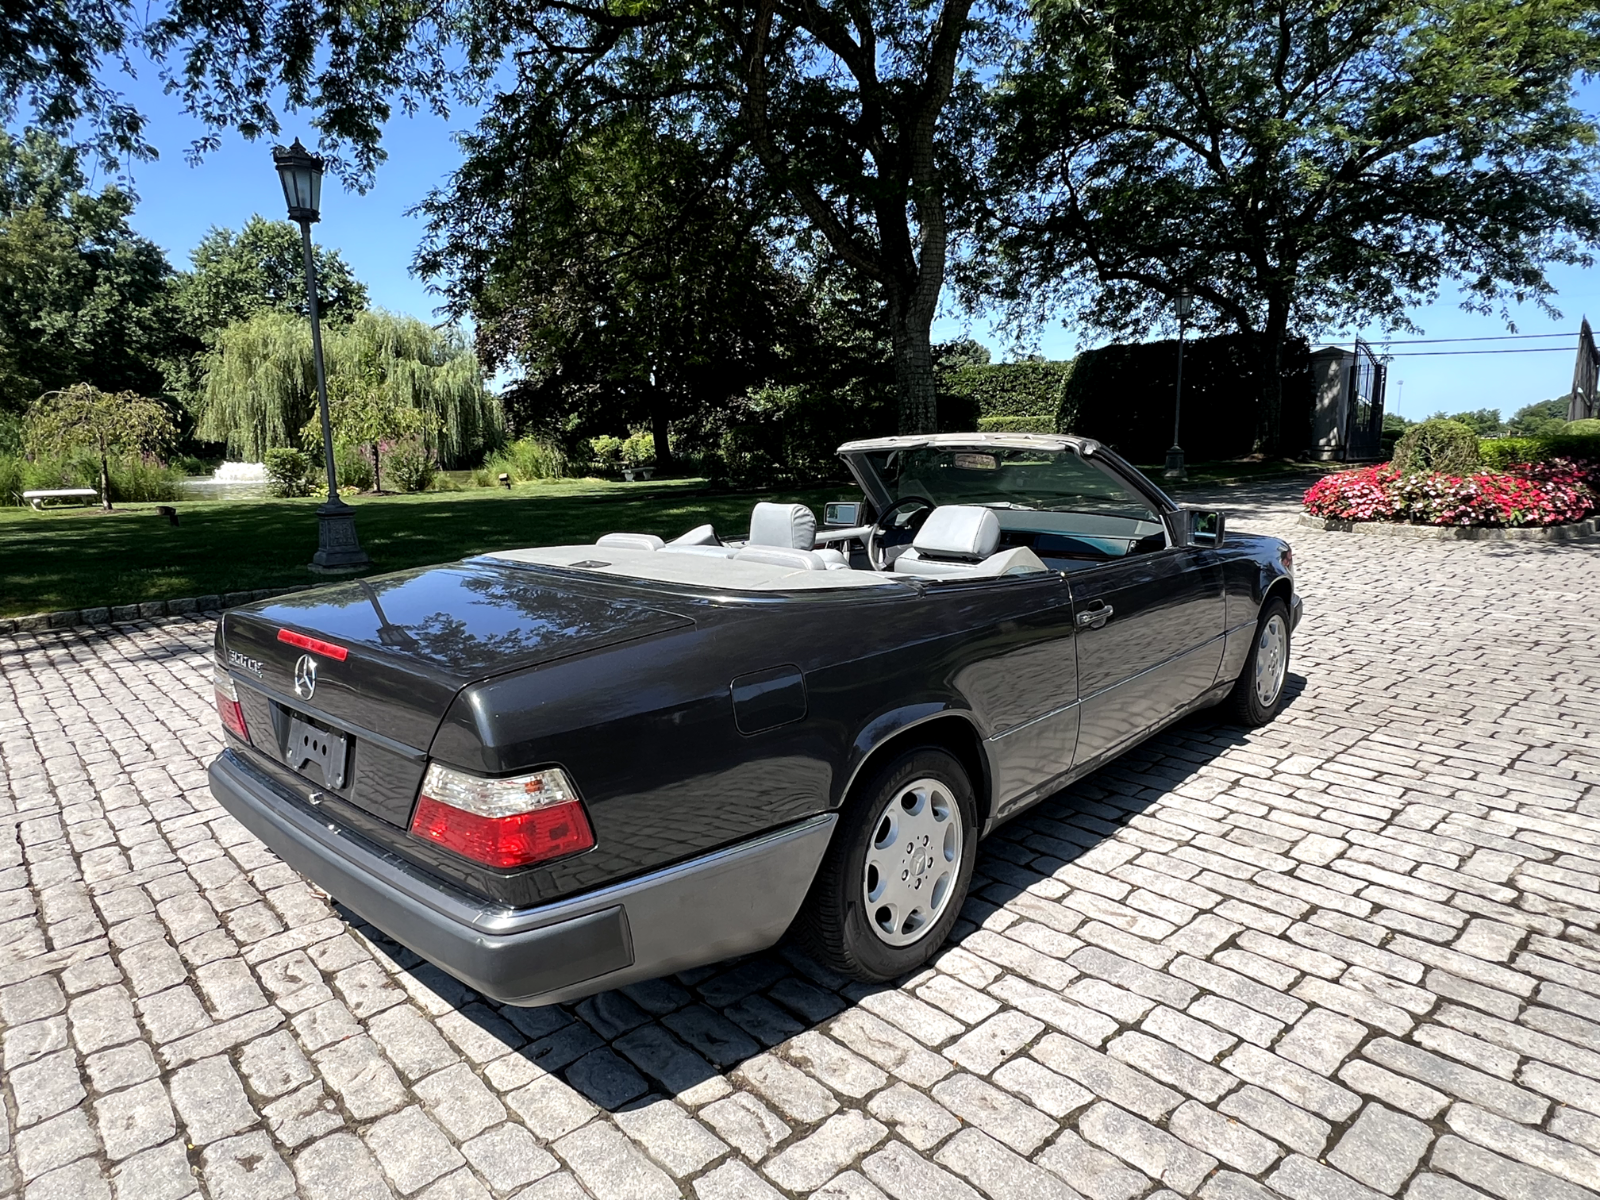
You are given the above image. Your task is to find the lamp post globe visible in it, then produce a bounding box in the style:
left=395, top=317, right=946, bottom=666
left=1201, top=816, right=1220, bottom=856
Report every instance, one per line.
left=1164, top=286, right=1194, bottom=482
left=273, top=140, right=369, bottom=574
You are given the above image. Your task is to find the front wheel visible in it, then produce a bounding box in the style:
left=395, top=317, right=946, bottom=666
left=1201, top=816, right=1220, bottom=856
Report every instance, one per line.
left=1229, top=595, right=1291, bottom=726
left=800, top=747, right=978, bottom=981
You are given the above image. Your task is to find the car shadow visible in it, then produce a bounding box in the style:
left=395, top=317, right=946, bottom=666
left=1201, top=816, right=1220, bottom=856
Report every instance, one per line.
left=343, top=681, right=1307, bottom=1116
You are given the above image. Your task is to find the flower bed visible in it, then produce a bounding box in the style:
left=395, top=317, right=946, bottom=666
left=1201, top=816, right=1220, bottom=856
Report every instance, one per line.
left=1303, top=457, right=1600, bottom=528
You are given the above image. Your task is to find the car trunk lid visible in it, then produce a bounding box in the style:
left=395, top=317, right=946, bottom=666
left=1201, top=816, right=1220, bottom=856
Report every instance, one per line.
left=218, top=561, right=695, bottom=826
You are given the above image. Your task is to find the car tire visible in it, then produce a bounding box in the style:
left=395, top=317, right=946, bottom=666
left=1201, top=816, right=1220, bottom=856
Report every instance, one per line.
left=800, top=746, right=978, bottom=982
left=1229, top=595, right=1292, bottom=726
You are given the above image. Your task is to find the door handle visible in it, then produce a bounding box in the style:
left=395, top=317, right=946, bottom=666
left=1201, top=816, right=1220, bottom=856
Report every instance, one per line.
left=1076, top=604, right=1113, bottom=630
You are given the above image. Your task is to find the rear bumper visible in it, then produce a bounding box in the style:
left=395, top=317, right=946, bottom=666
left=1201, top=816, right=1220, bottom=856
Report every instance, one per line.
left=207, top=749, right=836, bottom=1005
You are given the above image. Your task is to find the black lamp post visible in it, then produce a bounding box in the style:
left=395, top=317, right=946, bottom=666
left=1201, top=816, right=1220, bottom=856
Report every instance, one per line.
left=1164, top=286, right=1194, bottom=482
left=273, top=139, right=369, bottom=574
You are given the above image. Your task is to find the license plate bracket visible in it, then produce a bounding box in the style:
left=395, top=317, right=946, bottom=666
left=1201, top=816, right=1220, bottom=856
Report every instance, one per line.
left=284, top=712, right=349, bottom=789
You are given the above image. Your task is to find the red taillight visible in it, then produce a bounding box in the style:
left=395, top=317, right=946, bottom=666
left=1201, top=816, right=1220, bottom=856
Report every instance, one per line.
left=410, top=795, right=594, bottom=868
left=214, top=669, right=249, bottom=740
left=409, top=763, right=594, bottom=869
left=277, top=628, right=349, bottom=661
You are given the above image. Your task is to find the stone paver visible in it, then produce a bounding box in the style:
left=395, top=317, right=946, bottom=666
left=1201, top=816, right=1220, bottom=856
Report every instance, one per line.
left=4, top=479, right=1600, bottom=1198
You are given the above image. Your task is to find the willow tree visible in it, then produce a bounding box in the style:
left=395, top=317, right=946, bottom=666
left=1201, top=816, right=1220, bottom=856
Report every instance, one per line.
left=198, top=309, right=503, bottom=464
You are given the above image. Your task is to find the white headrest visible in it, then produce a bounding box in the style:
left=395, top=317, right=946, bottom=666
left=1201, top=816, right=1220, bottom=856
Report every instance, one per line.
left=912, top=506, right=1001, bottom=560
left=732, top=546, right=826, bottom=571
left=749, top=503, right=816, bottom=550
left=597, top=533, right=664, bottom=552
left=669, top=523, right=719, bottom=546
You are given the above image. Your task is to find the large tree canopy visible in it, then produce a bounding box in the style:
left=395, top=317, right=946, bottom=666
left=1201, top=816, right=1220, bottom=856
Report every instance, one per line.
left=977, top=0, right=1600, bottom=449
left=0, top=131, right=178, bottom=412
left=417, top=115, right=812, bottom=463
left=179, top=215, right=368, bottom=335
left=8, top=0, right=1004, bottom=433
left=197, top=308, right=502, bottom=463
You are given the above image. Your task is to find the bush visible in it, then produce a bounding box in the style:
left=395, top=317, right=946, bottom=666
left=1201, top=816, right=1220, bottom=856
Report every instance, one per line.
left=1303, top=458, right=1599, bottom=527
left=1567, top=418, right=1600, bottom=436
left=978, top=415, right=1057, bottom=433
left=587, top=435, right=625, bottom=471
left=486, top=436, right=568, bottom=483
left=621, top=431, right=655, bottom=469
left=940, top=361, right=1072, bottom=424
left=1480, top=431, right=1600, bottom=470
left=1391, top=419, right=1481, bottom=475
left=263, top=448, right=314, bottom=498
left=172, top=454, right=211, bottom=476
left=385, top=438, right=437, bottom=493
left=0, top=452, right=182, bottom=504
left=0, top=455, right=21, bottom=505
left=109, top=459, right=183, bottom=503
left=332, top=442, right=375, bottom=491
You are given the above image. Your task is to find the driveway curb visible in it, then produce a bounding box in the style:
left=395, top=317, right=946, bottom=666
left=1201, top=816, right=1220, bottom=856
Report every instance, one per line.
left=1295, top=513, right=1600, bottom=541
left=0, top=585, right=311, bottom=636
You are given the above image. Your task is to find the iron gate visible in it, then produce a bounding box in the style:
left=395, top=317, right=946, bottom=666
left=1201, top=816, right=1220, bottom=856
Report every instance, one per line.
left=1345, top=339, right=1387, bottom=460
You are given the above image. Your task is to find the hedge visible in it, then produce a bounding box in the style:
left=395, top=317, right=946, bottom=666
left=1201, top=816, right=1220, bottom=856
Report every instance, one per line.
left=1059, top=333, right=1314, bottom=463
left=1480, top=432, right=1600, bottom=470
left=937, top=361, right=1072, bottom=431
left=977, top=415, right=1057, bottom=434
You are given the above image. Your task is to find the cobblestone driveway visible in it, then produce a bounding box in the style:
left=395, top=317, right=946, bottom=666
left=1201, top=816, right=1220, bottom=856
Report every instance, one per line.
left=4, top=490, right=1600, bottom=1200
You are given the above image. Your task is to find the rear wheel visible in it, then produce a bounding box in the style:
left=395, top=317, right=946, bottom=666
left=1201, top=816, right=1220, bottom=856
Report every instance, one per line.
left=801, top=747, right=978, bottom=981
left=1229, top=596, right=1291, bottom=726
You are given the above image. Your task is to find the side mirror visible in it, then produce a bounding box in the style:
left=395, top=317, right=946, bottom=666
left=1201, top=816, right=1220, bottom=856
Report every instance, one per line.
left=1167, top=506, right=1226, bottom=547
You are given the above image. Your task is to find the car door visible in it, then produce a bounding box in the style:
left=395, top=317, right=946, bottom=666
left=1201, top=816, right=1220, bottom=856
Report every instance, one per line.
left=1070, top=544, right=1226, bottom=770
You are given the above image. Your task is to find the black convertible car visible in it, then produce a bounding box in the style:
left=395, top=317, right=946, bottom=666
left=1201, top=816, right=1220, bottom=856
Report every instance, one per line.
left=208, top=433, right=1301, bottom=1005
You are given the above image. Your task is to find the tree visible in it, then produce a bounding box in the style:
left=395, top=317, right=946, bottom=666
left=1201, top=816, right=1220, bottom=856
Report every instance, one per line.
left=307, top=370, right=440, bottom=492
left=933, top=338, right=993, bottom=371
left=24, top=383, right=177, bottom=509
left=982, top=0, right=1600, bottom=451
left=0, top=131, right=179, bottom=413
left=179, top=216, right=368, bottom=335
left=418, top=116, right=810, bottom=464
left=1431, top=408, right=1504, bottom=437
left=197, top=309, right=501, bottom=464
left=1508, top=397, right=1570, bottom=437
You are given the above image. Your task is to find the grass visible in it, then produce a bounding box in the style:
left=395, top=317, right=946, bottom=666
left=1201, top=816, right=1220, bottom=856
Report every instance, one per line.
left=0, top=478, right=845, bottom=617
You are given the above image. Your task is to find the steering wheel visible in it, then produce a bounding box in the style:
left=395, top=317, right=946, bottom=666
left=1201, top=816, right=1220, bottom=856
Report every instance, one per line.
left=866, top=496, right=936, bottom=571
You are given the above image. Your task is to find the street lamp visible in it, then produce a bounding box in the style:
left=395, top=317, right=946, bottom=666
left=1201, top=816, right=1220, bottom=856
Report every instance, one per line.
left=1164, top=286, right=1194, bottom=482
left=273, top=139, right=369, bottom=575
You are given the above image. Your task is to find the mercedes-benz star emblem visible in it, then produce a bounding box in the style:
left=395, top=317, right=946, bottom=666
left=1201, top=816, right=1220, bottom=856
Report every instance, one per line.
left=293, top=654, right=318, bottom=700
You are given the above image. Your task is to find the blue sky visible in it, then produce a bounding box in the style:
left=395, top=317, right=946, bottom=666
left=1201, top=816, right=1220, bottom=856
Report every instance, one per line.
left=98, top=63, right=1599, bottom=423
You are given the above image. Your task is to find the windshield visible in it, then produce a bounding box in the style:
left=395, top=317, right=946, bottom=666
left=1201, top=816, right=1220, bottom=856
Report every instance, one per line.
left=863, top=447, right=1160, bottom=521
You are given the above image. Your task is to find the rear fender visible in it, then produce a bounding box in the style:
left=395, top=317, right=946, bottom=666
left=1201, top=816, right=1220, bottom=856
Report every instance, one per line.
left=836, top=703, right=993, bottom=829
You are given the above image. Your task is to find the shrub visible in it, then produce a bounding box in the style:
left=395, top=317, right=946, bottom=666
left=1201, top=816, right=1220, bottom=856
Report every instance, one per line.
left=108, top=459, right=183, bottom=503
left=1480, top=431, right=1600, bottom=470
left=0, top=455, right=22, bottom=505
left=172, top=454, right=211, bottom=476
left=263, top=447, right=314, bottom=498
left=1391, top=418, right=1481, bottom=475
left=621, top=431, right=655, bottom=469
left=978, top=415, right=1056, bottom=433
left=588, top=435, right=625, bottom=471
left=1567, top=418, right=1600, bottom=436
left=939, top=361, right=1072, bottom=423
left=332, top=442, right=375, bottom=491
left=385, top=438, right=436, bottom=493
left=486, top=436, right=568, bottom=482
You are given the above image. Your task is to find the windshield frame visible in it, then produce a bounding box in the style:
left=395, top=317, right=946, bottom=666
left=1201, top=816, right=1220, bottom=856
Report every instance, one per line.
left=838, top=435, right=1177, bottom=526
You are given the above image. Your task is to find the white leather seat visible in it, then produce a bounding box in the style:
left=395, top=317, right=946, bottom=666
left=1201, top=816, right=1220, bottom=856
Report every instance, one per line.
left=669, top=523, right=720, bottom=546
left=748, top=503, right=817, bottom=550
left=893, top=506, right=1000, bottom=575
left=893, top=507, right=1050, bottom=579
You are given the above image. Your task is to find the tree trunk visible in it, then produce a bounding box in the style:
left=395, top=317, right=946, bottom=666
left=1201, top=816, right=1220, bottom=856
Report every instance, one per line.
left=890, top=287, right=938, bottom=434
left=99, top=451, right=112, bottom=511
left=371, top=442, right=381, bottom=493
left=1257, top=296, right=1291, bottom=456
left=649, top=388, right=673, bottom=470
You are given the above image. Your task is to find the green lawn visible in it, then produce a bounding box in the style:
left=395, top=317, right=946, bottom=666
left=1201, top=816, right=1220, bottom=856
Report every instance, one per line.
left=0, top=479, right=846, bottom=617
